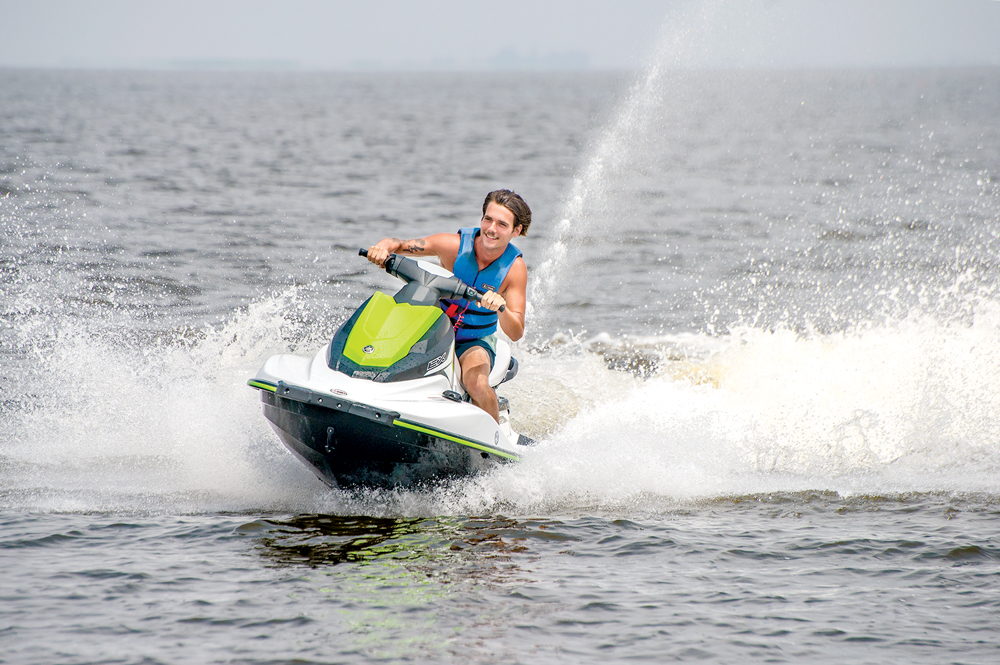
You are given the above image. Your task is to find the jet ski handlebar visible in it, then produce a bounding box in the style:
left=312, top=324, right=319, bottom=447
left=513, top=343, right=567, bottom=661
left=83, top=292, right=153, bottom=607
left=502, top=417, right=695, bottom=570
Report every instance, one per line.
left=358, top=249, right=504, bottom=312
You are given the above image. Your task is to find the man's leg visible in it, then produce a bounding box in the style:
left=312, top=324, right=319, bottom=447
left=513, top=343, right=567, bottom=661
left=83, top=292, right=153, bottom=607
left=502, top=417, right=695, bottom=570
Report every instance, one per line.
left=459, top=346, right=499, bottom=422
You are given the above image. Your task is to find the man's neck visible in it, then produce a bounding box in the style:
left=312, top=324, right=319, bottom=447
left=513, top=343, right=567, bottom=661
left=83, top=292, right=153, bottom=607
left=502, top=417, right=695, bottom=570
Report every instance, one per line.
left=473, top=233, right=505, bottom=267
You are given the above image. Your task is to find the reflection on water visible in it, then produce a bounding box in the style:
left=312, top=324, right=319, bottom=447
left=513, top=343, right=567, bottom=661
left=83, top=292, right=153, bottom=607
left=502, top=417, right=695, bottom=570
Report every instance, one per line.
left=245, top=513, right=532, bottom=570
left=239, top=514, right=541, bottom=660
left=249, top=514, right=437, bottom=567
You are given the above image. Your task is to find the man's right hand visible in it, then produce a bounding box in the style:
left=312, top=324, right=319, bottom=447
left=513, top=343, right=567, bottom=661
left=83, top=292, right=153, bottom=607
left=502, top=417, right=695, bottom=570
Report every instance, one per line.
left=365, top=241, right=394, bottom=267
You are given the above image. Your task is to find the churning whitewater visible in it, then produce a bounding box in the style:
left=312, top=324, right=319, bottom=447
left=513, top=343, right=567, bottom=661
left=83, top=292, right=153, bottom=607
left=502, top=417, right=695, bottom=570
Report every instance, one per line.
left=4, top=269, right=999, bottom=515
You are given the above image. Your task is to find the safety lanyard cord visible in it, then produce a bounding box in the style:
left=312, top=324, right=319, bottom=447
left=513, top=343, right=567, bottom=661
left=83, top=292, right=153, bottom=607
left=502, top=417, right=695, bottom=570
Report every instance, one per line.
left=451, top=267, right=484, bottom=332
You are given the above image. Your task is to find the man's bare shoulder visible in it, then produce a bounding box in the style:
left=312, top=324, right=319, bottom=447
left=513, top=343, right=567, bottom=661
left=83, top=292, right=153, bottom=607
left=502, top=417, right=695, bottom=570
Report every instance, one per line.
left=501, top=255, right=528, bottom=293
left=426, top=232, right=461, bottom=252
left=509, top=256, right=528, bottom=280
left=421, top=232, right=460, bottom=266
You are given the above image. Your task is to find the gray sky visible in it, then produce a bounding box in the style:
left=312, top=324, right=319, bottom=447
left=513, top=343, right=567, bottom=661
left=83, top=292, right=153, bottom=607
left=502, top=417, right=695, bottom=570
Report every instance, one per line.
left=1, top=0, right=999, bottom=71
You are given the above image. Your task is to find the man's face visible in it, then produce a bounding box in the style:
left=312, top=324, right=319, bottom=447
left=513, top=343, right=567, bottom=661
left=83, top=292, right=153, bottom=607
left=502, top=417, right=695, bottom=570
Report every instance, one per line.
left=479, top=201, right=521, bottom=252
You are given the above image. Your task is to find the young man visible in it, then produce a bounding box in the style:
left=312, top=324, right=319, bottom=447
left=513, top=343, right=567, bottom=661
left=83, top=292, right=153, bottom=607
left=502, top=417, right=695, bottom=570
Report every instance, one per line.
left=365, top=189, right=531, bottom=422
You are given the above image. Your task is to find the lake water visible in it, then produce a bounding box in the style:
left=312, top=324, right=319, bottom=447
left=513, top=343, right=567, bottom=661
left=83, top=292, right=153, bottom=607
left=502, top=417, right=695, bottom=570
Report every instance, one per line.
left=2, top=63, right=999, bottom=664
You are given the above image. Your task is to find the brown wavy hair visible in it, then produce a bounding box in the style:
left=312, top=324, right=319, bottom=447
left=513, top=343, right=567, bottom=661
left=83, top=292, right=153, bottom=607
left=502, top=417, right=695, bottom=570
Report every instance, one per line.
left=483, top=189, right=532, bottom=236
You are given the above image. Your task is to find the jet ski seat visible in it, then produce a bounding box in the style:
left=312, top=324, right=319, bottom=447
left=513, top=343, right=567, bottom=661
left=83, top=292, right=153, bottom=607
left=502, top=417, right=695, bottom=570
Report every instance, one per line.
left=489, top=339, right=519, bottom=388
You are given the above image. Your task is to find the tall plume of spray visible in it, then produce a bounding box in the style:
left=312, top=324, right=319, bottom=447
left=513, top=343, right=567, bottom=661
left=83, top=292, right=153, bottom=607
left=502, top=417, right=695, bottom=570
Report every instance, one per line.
left=528, top=2, right=731, bottom=333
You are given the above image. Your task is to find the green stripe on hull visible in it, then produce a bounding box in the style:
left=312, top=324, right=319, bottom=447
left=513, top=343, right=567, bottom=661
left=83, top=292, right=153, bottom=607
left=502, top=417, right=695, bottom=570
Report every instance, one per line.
left=249, top=377, right=519, bottom=461
left=392, top=419, right=520, bottom=461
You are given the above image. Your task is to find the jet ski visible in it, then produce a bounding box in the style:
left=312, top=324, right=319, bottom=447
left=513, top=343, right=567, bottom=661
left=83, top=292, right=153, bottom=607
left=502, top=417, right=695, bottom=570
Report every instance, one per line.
left=248, top=249, right=533, bottom=489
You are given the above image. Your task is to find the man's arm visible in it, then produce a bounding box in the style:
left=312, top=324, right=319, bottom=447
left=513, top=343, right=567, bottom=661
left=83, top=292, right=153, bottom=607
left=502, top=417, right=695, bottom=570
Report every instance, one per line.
left=482, top=257, right=527, bottom=341
left=365, top=233, right=459, bottom=267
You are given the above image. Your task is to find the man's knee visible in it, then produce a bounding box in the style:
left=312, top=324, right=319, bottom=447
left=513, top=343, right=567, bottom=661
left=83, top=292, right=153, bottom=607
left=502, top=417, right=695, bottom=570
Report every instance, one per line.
left=459, top=348, right=491, bottom=378
left=464, top=369, right=492, bottom=396
left=459, top=349, right=494, bottom=389
left=467, top=372, right=493, bottom=396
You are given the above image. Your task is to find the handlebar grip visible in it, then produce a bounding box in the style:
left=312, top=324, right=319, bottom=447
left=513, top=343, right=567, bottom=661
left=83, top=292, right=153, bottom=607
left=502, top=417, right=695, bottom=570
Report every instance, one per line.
left=359, top=247, right=396, bottom=272
left=472, top=288, right=505, bottom=312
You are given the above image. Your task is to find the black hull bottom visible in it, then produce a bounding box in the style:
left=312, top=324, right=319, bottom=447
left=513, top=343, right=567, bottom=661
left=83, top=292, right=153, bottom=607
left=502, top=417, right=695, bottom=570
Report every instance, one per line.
left=259, top=391, right=499, bottom=489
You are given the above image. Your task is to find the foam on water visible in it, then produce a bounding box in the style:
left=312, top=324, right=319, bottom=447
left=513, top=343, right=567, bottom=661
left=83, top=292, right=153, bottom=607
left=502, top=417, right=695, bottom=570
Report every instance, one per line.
left=5, top=273, right=996, bottom=516
left=398, top=291, right=993, bottom=514
left=0, top=285, right=323, bottom=513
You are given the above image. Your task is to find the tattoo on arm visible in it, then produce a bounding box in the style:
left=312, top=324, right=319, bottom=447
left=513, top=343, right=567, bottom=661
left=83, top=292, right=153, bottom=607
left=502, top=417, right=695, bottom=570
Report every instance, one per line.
left=402, top=239, right=426, bottom=254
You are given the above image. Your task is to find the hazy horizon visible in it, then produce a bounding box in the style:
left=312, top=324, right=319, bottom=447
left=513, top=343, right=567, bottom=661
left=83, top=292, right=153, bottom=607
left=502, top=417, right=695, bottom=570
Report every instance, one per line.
left=2, top=0, right=999, bottom=72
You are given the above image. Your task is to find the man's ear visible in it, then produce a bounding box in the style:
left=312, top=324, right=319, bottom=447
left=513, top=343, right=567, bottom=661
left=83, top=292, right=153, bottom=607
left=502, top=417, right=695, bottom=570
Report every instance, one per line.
left=515, top=224, right=524, bottom=236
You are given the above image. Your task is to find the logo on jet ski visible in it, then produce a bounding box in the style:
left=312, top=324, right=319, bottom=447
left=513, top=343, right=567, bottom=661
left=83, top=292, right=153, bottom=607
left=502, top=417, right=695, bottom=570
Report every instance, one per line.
left=426, top=350, right=448, bottom=371
left=363, top=345, right=375, bottom=353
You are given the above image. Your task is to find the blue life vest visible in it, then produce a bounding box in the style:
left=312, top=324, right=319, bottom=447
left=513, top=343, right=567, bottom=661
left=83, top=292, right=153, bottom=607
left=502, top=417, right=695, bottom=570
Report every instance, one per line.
left=441, top=227, right=522, bottom=341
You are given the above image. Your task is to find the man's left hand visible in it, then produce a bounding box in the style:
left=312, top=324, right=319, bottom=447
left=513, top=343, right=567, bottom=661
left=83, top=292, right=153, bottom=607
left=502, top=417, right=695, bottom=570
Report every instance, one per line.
left=479, top=290, right=506, bottom=312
